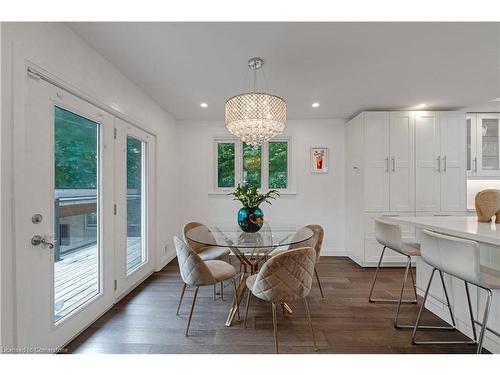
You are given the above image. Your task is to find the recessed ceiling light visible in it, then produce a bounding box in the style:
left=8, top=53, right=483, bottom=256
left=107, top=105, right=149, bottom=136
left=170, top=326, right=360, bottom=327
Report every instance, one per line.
left=492, top=97, right=500, bottom=102
left=417, top=103, right=427, bottom=108
left=200, top=102, right=208, bottom=108
left=312, top=102, right=320, bottom=108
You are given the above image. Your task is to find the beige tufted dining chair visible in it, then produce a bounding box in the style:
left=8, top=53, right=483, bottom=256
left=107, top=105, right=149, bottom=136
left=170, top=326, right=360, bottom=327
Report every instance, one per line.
left=243, top=247, right=318, bottom=354
left=173, top=236, right=239, bottom=336
left=183, top=222, right=232, bottom=300
left=287, top=225, right=325, bottom=299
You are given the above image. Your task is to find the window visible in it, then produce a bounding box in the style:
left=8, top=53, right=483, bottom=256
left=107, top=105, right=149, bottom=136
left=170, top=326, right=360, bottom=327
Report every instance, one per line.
left=217, top=143, right=235, bottom=188
left=268, top=141, right=288, bottom=189
left=242, top=143, right=261, bottom=188
left=214, top=138, right=290, bottom=192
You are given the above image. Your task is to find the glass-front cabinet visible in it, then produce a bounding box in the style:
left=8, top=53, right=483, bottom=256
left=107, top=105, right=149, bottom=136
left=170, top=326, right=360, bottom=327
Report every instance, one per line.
left=467, top=113, right=500, bottom=177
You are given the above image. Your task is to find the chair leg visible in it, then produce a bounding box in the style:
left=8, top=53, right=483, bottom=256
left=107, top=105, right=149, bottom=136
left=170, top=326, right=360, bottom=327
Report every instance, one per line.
left=464, top=281, right=478, bottom=344
left=243, top=287, right=252, bottom=328
left=409, top=263, right=418, bottom=301
left=314, top=267, right=325, bottom=300
left=213, top=283, right=217, bottom=301
left=412, top=268, right=473, bottom=345
left=176, top=283, right=187, bottom=315
left=303, top=297, right=318, bottom=351
left=232, top=279, right=240, bottom=321
left=368, top=246, right=417, bottom=304
left=220, top=281, right=224, bottom=301
left=477, top=289, right=493, bottom=354
left=271, top=302, right=279, bottom=354
left=185, top=286, right=199, bottom=336
left=394, top=256, right=412, bottom=328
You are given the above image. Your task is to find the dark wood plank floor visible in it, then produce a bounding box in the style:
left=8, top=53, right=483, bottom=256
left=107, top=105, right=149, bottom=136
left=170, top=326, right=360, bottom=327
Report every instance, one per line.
left=64, top=256, right=481, bottom=354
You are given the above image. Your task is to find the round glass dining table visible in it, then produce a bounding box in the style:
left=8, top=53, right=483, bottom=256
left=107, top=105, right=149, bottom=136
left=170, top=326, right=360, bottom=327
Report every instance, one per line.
left=185, top=222, right=314, bottom=326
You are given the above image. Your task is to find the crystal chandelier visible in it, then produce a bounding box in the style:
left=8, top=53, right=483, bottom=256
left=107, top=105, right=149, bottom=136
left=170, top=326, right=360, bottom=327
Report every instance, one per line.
left=225, top=58, right=286, bottom=147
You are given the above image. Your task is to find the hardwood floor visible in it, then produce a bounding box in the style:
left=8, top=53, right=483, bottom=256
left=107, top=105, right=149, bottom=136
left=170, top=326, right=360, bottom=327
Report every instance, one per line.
left=64, top=256, right=481, bottom=354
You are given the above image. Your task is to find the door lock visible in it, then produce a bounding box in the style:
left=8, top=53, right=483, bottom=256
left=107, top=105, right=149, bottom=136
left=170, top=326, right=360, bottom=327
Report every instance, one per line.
left=31, top=235, right=55, bottom=249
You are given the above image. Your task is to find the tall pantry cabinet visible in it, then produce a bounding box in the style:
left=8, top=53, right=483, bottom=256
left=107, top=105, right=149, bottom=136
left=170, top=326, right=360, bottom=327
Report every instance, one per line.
left=345, top=111, right=466, bottom=266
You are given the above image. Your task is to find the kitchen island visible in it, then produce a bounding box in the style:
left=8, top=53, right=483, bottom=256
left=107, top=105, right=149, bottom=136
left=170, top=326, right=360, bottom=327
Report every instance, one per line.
left=386, top=215, right=500, bottom=353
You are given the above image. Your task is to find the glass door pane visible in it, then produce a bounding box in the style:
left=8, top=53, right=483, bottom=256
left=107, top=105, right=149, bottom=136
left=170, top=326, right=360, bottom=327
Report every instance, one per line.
left=126, top=136, right=146, bottom=273
left=54, top=106, right=100, bottom=322
left=481, top=118, right=499, bottom=171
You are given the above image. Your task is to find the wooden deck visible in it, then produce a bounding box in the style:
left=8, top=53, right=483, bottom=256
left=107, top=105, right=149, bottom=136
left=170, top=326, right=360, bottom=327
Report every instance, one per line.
left=55, top=238, right=142, bottom=321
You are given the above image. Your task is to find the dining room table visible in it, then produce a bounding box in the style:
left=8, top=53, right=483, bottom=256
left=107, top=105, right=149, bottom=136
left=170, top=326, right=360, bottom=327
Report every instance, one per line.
left=185, top=222, right=314, bottom=326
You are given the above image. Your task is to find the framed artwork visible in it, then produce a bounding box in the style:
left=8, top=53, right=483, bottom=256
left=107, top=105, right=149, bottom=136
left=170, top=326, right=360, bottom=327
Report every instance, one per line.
left=311, top=147, right=328, bottom=173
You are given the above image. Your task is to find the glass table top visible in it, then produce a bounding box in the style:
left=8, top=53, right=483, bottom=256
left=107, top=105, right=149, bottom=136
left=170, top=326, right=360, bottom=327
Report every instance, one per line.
left=185, top=222, right=314, bottom=250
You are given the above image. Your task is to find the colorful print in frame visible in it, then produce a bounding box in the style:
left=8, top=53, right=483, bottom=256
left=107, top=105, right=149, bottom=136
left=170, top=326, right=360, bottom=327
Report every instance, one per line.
left=311, top=147, right=328, bottom=173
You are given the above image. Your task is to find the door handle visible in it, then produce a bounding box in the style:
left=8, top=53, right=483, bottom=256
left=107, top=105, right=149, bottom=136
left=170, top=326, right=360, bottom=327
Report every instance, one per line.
left=391, top=156, right=395, bottom=172
left=31, top=234, right=55, bottom=249
left=385, top=157, right=389, bottom=172
left=443, top=155, right=447, bottom=172
left=437, top=156, right=441, bottom=172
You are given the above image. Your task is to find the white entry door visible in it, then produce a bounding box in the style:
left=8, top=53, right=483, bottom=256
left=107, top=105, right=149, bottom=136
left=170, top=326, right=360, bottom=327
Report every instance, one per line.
left=16, top=76, right=116, bottom=350
left=114, top=119, right=156, bottom=297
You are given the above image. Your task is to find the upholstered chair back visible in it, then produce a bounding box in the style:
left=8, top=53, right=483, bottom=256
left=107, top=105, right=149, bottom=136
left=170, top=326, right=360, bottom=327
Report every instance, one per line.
left=174, top=236, right=216, bottom=286
left=251, top=247, right=316, bottom=302
left=183, top=222, right=215, bottom=254
left=374, top=218, right=402, bottom=252
left=288, top=225, right=324, bottom=263
left=420, top=230, right=482, bottom=286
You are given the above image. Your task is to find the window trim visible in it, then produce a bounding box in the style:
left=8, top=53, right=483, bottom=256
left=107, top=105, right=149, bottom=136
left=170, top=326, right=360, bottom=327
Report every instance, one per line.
left=211, top=136, right=295, bottom=195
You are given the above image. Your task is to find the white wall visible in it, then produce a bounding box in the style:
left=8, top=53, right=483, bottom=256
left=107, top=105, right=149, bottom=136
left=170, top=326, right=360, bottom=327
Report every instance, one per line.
left=176, top=119, right=347, bottom=254
left=0, top=22, right=178, bottom=347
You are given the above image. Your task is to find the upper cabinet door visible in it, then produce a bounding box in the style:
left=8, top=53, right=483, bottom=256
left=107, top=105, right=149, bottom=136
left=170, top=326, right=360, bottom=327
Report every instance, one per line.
left=364, top=112, right=390, bottom=211
left=476, top=113, right=500, bottom=176
left=466, top=114, right=477, bottom=176
left=440, top=112, right=466, bottom=212
left=415, top=112, right=441, bottom=212
left=389, top=112, right=415, bottom=211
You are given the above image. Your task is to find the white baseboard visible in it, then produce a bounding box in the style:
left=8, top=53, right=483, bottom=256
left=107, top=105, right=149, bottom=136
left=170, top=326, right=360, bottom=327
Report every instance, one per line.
left=155, top=250, right=176, bottom=272
left=321, top=247, right=349, bottom=257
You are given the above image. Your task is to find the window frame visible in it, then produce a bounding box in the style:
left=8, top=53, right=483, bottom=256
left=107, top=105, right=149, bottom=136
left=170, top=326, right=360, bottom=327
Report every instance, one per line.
left=212, top=136, right=294, bottom=194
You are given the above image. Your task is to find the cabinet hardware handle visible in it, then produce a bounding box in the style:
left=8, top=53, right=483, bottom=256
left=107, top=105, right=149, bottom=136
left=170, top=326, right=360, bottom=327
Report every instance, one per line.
left=437, top=156, right=441, bottom=172
left=385, top=157, right=389, bottom=172
left=382, top=214, right=400, bottom=217
left=391, top=156, right=395, bottom=172
left=473, top=157, right=477, bottom=173
left=443, top=155, right=447, bottom=172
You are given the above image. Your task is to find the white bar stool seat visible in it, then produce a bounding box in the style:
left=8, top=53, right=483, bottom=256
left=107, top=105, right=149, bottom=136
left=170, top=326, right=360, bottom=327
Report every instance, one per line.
left=413, top=229, right=500, bottom=354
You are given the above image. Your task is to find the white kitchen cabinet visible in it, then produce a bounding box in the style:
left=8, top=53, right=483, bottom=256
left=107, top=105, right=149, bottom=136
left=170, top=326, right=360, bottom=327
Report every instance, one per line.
left=467, top=113, right=500, bottom=177
left=389, top=112, right=415, bottom=211
left=346, top=110, right=466, bottom=267
left=415, top=112, right=466, bottom=212
left=364, top=112, right=414, bottom=212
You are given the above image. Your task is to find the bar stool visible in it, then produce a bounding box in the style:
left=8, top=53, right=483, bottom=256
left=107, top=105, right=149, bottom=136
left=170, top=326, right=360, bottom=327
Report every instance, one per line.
left=368, top=218, right=420, bottom=328
left=413, top=229, right=500, bottom=354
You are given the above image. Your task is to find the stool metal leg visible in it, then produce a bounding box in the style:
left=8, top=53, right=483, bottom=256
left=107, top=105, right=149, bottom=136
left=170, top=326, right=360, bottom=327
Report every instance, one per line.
left=394, top=256, right=414, bottom=328
left=412, top=268, right=475, bottom=345
left=464, top=281, right=478, bottom=344
left=369, top=246, right=417, bottom=304
left=477, top=289, right=493, bottom=354
left=314, top=267, right=325, bottom=300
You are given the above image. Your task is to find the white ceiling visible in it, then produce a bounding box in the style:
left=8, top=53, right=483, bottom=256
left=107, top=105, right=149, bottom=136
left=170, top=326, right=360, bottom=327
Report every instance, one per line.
left=69, top=22, right=500, bottom=120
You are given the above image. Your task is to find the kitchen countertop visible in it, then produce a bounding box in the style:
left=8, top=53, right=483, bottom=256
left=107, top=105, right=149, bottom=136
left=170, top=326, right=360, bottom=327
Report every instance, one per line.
left=384, top=216, right=500, bottom=247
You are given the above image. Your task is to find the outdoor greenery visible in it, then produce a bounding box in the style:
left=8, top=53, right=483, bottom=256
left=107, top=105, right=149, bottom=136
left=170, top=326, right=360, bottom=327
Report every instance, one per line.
left=216, top=140, right=288, bottom=189
left=55, top=107, right=98, bottom=189
left=127, top=137, right=142, bottom=190
left=228, top=184, right=280, bottom=209
left=242, top=143, right=262, bottom=188
left=54, top=106, right=142, bottom=190
left=217, top=143, right=235, bottom=187
left=268, top=141, right=288, bottom=189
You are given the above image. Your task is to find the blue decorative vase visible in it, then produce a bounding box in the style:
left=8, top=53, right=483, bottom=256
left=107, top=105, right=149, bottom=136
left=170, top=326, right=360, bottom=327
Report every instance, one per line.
left=237, top=207, right=264, bottom=233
